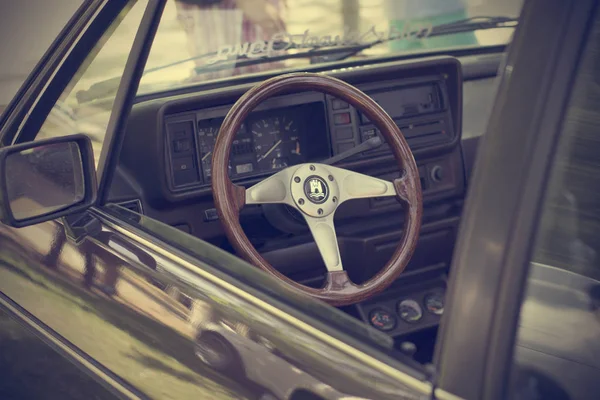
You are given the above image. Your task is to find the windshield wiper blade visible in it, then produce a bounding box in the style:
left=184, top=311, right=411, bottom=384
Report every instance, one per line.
left=316, top=15, right=519, bottom=63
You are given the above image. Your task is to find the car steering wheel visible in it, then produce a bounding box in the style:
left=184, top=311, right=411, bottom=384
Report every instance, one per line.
left=212, top=73, right=422, bottom=306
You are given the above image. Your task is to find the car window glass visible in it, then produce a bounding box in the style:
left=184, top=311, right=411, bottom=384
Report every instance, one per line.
left=32, top=0, right=147, bottom=167
left=0, top=0, right=80, bottom=118
left=509, top=9, right=600, bottom=400
left=134, top=0, right=524, bottom=95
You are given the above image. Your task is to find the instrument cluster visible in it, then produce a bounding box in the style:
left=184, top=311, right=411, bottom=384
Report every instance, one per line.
left=196, top=102, right=329, bottom=183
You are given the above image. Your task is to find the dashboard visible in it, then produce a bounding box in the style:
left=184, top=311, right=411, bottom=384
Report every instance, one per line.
left=115, top=55, right=497, bottom=338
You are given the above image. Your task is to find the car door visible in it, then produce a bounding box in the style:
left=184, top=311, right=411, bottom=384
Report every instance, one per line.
left=434, top=0, right=600, bottom=399
left=0, top=1, right=435, bottom=399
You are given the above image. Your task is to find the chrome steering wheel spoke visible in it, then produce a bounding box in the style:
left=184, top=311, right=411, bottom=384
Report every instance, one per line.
left=245, top=167, right=297, bottom=206
left=327, top=165, right=397, bottom=204
left=303, top=213, right=343, bottom=272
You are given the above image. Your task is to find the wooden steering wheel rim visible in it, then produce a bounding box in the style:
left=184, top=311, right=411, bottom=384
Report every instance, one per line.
left=212, top=73, right=422, bottom=306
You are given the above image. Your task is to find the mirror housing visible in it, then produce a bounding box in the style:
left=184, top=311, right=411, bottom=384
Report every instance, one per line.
left=0, top=134, right=97, bottom=228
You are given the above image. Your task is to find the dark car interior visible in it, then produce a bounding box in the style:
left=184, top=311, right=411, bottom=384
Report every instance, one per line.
left=105, top=50, right=503, bottom=365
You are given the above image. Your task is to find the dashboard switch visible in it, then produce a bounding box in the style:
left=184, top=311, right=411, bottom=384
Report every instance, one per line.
left=204, top=208, right=219, bottom=221
left=362, top=128, right=377, bottom=141
left=332, top=99, right=349, bottom=110
left=333, top=112, right=351, bottom=125
left=173, top=156, right=195, bottom=171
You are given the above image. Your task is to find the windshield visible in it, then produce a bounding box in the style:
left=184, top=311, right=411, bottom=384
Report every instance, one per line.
left=135, top=0, right=523, bottom=95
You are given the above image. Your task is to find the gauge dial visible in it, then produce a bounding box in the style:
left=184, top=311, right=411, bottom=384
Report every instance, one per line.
left=251, top=116, right=301, bottom=171
left=398, top=299, right=423, bottom=323
left=369, top=309, right=396, bottom=331
left=198, top=123, right=245, bottom=181
left=197, top=125, right=218, bottom=181
left=424, top=292, right=445, bottom=315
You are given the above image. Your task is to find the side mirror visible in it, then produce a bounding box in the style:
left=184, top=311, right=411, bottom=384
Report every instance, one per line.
left=0, top=134, right=97, bottom=228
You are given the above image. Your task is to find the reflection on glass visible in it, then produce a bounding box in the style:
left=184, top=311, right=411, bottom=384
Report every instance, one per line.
left=138, top=0, right=524, bottom=94
left=34, top=1, right=148, bottom=168
left=6, top=142, right=85, bottom=220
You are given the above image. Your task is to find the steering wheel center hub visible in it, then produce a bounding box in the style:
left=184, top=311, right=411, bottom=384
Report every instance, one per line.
left=303, top=176, right=329, bottom=204
left=291, top=164, right=339, bottom=217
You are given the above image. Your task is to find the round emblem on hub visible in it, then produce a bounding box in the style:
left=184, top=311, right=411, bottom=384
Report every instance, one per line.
left=304, top=176, right=329, bottom=204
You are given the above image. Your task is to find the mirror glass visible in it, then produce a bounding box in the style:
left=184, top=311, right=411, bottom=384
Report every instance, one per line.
left=5, top=142, right=85, bottom=220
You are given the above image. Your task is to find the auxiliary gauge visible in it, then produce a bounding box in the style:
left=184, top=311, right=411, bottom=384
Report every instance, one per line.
left=398, top=299, right=423, bottom=323
left=369, top=309, right=396, bottom=331
left=424, top=292, right=445, bottom=315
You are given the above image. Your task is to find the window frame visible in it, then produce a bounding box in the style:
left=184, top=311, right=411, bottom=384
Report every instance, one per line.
left=0, top=0, right=116, bottom=145
left=434, top=0, right=600, bottom=399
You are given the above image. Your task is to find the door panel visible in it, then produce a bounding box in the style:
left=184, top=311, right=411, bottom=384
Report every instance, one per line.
left=0, top=214, right=430, bottom=399
left=0, top=221, right=255, bottom=398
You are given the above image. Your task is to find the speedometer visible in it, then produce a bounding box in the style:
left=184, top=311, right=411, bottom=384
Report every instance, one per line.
left=251, top=116, right=301, bottom=172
